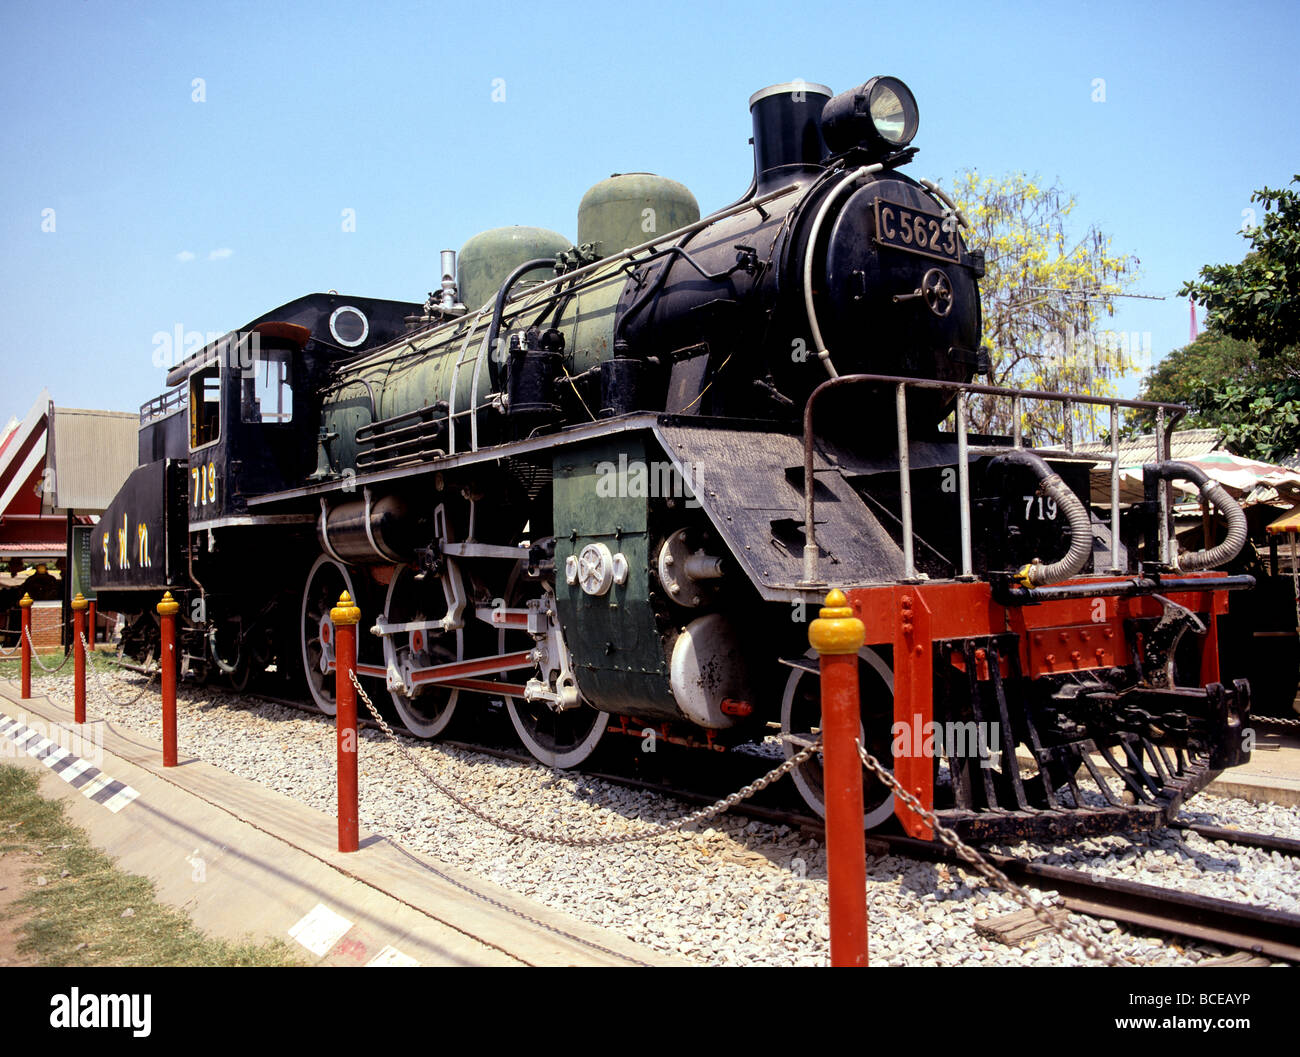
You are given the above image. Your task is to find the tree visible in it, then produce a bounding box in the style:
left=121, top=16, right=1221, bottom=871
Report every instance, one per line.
left=1135, top=332, right=1262, bottom=427
left=1180, top=175, right=1300, bottom=358
left=951, top=172, right=1142, bottom=443
left=1133, top=331, right=1300, bottom=462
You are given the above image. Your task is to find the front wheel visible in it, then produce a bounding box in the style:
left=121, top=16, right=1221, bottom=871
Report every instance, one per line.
left=780, top=646, right=896, bottom=828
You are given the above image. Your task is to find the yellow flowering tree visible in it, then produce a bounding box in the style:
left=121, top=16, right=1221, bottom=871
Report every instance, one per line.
left=951, top=172, right=1141, bottom=443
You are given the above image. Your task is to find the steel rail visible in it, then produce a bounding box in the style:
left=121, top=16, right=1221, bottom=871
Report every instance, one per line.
left=875, top=832, right=1300, bottom=962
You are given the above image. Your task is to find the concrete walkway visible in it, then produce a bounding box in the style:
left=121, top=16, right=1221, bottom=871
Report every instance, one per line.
left=0, top=680, right=681, bottom=967
left=1207, top=724, right=1300, bottom=808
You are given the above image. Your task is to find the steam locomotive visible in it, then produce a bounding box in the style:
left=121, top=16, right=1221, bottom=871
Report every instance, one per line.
left=93, top=76, right=1254, bottom=841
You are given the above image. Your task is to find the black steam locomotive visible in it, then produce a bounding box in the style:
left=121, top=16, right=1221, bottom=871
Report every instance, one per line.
left=93, top=76, right=1253, bottom=841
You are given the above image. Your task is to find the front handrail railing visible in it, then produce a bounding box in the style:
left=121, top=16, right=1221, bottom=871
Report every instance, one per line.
left=800, top=374, right=1189, bottom=585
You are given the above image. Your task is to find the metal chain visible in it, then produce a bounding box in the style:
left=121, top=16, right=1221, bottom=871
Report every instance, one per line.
left=80, top=632, right=158, bottom=706
left=1254, top=714, right=1300, bottom=732
left=350, top=669, right=816, bottom=847
left=23, top=627, right=71, bottom=673
left=855, top=740, right=1126, bottom=967
left=0, top=627, right=20, bottom=657
left=349, top=672, right=1120, bottom=962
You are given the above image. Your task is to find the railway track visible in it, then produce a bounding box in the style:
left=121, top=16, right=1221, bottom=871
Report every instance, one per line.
left=107, top=658, right=1300, bottom=962
left=878, top=832, right=1300, bottom=963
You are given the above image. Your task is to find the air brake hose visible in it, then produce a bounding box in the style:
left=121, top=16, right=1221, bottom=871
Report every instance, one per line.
left=988, top=449, right=1093, bottom=587
left=1144, top=460, right=1248, bottom=571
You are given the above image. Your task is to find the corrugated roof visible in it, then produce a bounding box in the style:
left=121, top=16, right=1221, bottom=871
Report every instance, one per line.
left=1075, top=428, right=1224, bottom=465
left=46, top=407, right=137, bottom=512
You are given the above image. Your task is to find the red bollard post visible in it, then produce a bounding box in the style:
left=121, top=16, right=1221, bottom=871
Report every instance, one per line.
left=19, top=593, right=32, bottom=699
left=157, top=592, right=179, bottom=767
left=88, top=599, right=97, bottom=647
left=72, top=593, right=88, bottom=724
left=809, top=588, right=869, bottom=967
left=332, top=590, right=360, bottom=853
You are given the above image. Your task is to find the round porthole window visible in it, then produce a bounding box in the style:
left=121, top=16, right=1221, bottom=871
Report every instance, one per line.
left=329, top=305, right=370, bottom=348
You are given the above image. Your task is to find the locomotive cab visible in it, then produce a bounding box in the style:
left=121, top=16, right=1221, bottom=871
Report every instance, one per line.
left=163, top=293, right=425, bottom=524
left=182, top=327, right=308, bottom=523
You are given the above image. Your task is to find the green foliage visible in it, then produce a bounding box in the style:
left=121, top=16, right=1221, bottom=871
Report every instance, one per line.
left=1132, top=331, right=1300, bottom=462
left=1179, top=175, right=1300, bottom=358
left=951, top=172, right=1141, bottom=442
left=1209, top=378, right=1300, bottom=463
left=1135, top=332, right=1265, bottom=426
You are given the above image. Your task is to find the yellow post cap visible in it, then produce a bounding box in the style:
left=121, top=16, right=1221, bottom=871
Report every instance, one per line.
left=331, top=590, right=361, bottom=626
left=157, top=591, right=180, bottom=616
left=808, top=588, right=866, bottom=656
left=71, top=592, right=88, bottom=611
left=18, top=593, right=32, bottom=608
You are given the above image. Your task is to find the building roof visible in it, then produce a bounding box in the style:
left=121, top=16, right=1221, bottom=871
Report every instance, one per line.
left=44, top=407, right=137, bottom=512
left=1074, top=428, right=1224, bottom=464
left=0, top=390, right=51, bottom=520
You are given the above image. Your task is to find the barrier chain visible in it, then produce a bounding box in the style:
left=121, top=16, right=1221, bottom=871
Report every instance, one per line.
left=349, top=673, right=1122, bottom=962
left=0, top=626, right=22, bottom=657
left=80, top=632, right=158, bottom=706
left=349, top=669, right=818, bottom=847
left=1256, top=714, right=1300, bottom=732
left=24, top=627, right=71, bottom=674
left=855, top=739, right=1126, bottom=967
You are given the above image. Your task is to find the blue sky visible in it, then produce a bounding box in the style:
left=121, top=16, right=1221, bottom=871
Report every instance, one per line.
left=2, top=0, right=1296, bottom=426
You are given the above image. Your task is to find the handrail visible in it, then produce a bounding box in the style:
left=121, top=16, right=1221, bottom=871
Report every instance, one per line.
left=139, top=384, right=187, bottom=423
left=800, top=373, right=1187, bottom=585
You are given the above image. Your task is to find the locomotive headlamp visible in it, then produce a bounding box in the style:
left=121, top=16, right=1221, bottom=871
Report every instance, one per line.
left=821, top=76, right=920, bottom=155
left=867, top=78, right=917, bottom=145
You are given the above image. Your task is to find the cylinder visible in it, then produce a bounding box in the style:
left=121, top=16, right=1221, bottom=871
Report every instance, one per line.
left=319, top=494, right=411, bottom=564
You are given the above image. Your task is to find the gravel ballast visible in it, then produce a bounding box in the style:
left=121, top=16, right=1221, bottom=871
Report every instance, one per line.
left=24, top=666, right=1300, bottom=967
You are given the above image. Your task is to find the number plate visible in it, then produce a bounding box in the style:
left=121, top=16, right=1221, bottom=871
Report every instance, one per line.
left=873, top=198, right=960, bottom=264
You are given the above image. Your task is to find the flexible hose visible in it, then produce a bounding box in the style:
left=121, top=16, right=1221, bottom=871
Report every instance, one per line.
left=1145, top=460, right=1248, bottom=571
left=990, top=449, right=1094, bottom=586
left=207, top=626, right=241, bottom=675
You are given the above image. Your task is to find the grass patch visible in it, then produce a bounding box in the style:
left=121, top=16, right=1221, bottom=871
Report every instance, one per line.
left=0, top=764, right=304, bottom=966
left=0, top=645, right=134, bottom=683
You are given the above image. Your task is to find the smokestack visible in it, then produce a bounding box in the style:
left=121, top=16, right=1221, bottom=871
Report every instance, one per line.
left=748, top=81, right=832, bottom=194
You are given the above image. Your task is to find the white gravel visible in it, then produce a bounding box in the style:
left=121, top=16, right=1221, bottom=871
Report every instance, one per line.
left=24, top=666, right=1300, bottom=967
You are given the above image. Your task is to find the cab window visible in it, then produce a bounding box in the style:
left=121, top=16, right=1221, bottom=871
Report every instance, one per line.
left=241, top=346, right=293, bottom=424
left=190, top=363, right=220, bottom=448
